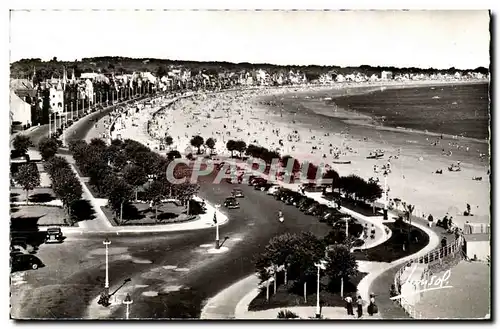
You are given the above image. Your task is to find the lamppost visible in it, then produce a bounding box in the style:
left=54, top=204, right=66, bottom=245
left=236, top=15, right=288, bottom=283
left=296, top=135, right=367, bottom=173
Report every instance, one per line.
left=103, top=237, right=111, bottom=290
left=123, top=293, right=133, bottom=319
left=97, top=237, right=112, bottom=306
left=383, top=170, right=389, bottom=220
left=214, top=204, right=221, bottom=249
left=314, top=260, right=327, bottom=319
left=343, top=216, right=350, bottom=240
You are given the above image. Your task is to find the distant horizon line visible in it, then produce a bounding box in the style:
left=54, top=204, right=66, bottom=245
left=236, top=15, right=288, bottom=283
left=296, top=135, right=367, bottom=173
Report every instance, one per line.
left=10, top=56, right=489, bottom=72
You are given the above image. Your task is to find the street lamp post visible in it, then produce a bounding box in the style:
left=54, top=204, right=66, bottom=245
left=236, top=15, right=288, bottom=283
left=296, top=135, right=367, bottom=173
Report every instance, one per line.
left=123, top=293, right=133, bottom=319
left=103, top=238, right=111, bottom=290
left=383, top=171, right=389, bottom=220
left=315, top=260, right=327, bottom=319
left=214, top=204, right=221, bottom=249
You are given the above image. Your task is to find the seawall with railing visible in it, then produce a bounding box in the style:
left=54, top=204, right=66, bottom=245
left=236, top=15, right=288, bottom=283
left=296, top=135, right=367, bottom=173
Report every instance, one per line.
left=393, top=234, right=465, bottom=318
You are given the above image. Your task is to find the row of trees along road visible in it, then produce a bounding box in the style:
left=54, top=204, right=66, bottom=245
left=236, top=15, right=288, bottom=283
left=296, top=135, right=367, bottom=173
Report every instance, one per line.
left=70, top=138, right=199, bottom=223
left=225, top=139, right=383, bottom=205
left=44, top=156, right=83, bottom=224
left=11, top=134, right=84, bottom=225
left=255, top=232, right=358, bottom=298
left=187, top=135, right=217, bottom=155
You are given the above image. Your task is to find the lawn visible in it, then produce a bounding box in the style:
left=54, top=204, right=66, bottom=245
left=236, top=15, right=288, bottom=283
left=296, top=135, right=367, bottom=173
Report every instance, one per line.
left=11, top=204, right=69, bottom=227
left=101, top=201, right=198, bottom=226
left=248, top=272, right=367, bottom=312
left=352, top=222, right=429, bottom=262
left=10, top=188, right=57, bottom=204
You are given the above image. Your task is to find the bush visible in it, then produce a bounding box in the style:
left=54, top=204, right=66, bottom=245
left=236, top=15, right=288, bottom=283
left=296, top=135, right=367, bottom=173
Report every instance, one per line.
left=277, top=310, right=299, bottom=319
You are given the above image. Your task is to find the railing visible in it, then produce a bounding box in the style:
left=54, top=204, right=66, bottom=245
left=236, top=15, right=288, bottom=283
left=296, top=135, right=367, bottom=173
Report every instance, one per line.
left=393, top=234, right=465, bottom=318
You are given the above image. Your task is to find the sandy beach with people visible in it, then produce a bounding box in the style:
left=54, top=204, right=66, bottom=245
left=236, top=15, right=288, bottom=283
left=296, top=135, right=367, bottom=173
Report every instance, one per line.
left=110, top=81, right=490, bottom=230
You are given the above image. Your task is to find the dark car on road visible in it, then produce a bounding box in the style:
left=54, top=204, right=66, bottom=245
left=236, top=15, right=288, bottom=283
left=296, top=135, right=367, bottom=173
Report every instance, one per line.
left=321, top=208, right=342, bottom=224
left=313, top=204, right=330, bottom=218
left=275, top=188, right=292, bottom=201
left=298, top=197, right=316, bottom=211
left=304, top=201, right=321, bottom=215
left=254, top=181, right=274, bottom=192
left=11, top=254, right=44, bottom=272
left=250, top=177, right=267, bottom=186
left=284, top=191, right=303, bottom=206
left=45, top=227, right=64, bottom=244
left=232, top=188, right=244, bottom=198
left=223, top=197, right=240, bottom=209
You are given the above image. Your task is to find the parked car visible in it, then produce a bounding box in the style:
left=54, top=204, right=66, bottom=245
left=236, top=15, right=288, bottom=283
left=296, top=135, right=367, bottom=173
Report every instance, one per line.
left=313, top=204, right=330, bottom=218
left=232, top=188, right=244, bottom=198
left=266, top=185, right=280, bottom=196
left=223, top=197, right=240, bottom=209
left=285, top=191, right=302, bottom=205
left=250, top=177, right=267, bottom=186
left=304, top=202, right=321, bottom=215
left=321, top=208, right=342, bottom=224
left=11, top=254, right=44, bottom=271
left=45, top=227, right=64, bottom=244
left=254, top=181, right=274, bottom=191
left=275, top=188, right=293, bottom=202
left=247, top=175, right=258, bottom=186
left=298, top=197, right=316, bottom=211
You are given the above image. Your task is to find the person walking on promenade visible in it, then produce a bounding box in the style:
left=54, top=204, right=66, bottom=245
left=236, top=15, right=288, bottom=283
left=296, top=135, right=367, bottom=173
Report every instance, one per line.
left=345, top=295, right=354, bottom=316
left=367, top=293, right=378, bottom=316
left=356, top=295, right=363, bottom=318
left=427, top=214, right=434, bottom=228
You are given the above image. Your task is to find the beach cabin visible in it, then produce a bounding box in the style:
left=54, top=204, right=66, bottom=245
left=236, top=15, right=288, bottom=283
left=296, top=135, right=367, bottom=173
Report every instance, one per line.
left=463, top=222, right=490, bottom=262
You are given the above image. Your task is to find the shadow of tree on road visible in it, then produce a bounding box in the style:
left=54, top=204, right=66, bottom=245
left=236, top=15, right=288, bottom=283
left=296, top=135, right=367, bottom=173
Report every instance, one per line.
left=71, top=200, right=96, bottom=223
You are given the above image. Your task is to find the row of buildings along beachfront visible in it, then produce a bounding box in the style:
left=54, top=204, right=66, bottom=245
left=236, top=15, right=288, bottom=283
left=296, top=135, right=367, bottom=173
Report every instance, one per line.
left=10, top=65, right=488, bottom=130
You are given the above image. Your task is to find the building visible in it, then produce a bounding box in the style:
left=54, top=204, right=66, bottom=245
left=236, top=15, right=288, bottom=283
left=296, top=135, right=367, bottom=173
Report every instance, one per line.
left=10, top=79, right=36, bottom=127
left=49, top=80, right=65, bottom=115
left=463, top=222, right=490, bottom=261
left=84, top=79, right=95, bottom=104
left=381, top=71, right=393, bottom=80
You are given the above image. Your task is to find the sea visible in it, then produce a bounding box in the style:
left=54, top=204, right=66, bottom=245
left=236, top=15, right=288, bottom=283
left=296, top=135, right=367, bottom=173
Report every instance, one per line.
left=261, top=82, right=490, bottom=165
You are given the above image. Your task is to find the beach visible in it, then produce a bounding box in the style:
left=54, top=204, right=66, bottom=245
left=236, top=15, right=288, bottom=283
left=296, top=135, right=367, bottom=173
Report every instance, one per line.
left=111, top=81, right=490, bottom=230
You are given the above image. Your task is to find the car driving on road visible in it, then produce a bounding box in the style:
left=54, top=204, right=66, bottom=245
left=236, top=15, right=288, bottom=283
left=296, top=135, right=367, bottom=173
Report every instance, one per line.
left=232, top=188, right=244, bottom=198
left=223, top=197, right=240, bottom=209
left=45, top=227, right=64, bottom=244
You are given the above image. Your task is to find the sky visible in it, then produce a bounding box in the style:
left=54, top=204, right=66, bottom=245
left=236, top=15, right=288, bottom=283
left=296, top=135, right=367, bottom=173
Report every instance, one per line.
left=9, top=10, right=490, bottom=69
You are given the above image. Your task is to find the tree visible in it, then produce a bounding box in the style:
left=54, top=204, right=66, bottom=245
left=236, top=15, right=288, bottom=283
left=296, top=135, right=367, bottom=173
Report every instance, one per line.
left=52, top=171, right=83, bottom=221
left=172, top=181, right=200, bottom=215
left=165, top=135, right=174, bottom=148
left=190, top=135, right=204, bottom=154
left=325, top=244, right=358, bottom=297
left=12, top=135, right=33, bottom=156
left=14, top=163, right=40, bottom=204
left=322, top=169, right=340, bottom=192
left=123, top=164, right=147, bottom=201
left=38, top=137, right=59, bottom=161
left=144, top=179, right=169, bottom=223
left=205, top=137, right=216, bottom=155
left=108, top=179, right=133, bottom=223
left=45, top=156, right=70, bottom=177
left=167, top=150, right=182, bottom=161
left=255, top=232, right=325, bottom=286
left=281, top=155, right=301, bottom=174
left=226, top=140, right=236, bottom=157
left=234, top=140, right=247, bottom=157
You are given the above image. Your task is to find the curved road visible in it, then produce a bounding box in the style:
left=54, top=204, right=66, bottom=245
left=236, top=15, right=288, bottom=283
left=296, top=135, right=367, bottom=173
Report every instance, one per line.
left=11, top=101, right=331, bottom=319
